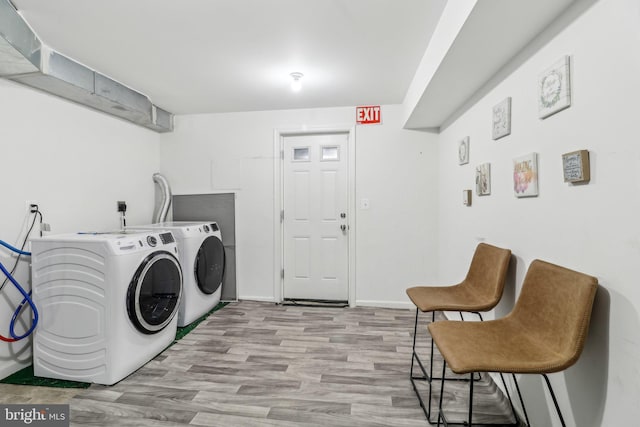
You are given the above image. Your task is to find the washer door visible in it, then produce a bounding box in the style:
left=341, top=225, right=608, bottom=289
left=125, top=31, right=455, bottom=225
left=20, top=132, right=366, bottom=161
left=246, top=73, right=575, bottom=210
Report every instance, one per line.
left=194, top=235, right=225, bottom=295
left=127, top=251, right=182, bottom=334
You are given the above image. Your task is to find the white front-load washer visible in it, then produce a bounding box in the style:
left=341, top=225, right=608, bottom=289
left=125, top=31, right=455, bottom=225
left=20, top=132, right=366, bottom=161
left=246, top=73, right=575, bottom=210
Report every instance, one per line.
left=129, top=222, right=224, bottom=327
left=30, top=230, right=182, bottom=385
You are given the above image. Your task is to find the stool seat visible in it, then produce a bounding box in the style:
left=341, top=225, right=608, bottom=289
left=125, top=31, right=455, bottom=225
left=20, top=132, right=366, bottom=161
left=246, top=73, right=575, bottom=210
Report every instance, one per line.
left=429, top=319, right=566, bottom=374
left=407, top=285, right=498, bottom=313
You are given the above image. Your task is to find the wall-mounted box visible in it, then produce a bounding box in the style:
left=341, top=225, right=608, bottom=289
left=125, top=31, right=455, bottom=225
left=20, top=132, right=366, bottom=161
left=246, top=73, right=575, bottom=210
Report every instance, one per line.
left=463, top=189, right=472, bottom=206
left=562, top=150, right=590, bottom=183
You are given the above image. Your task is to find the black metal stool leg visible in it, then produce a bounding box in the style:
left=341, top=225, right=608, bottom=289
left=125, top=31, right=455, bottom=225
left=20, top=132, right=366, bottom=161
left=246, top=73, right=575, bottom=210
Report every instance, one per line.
left=427, top=311, right=436, bottom=417
left=409, top=309, right=437, bottom=423
left=512, top=374, right=530, bottom=426
left=410, top=309, right=445, bottom=423
left=542, top=374, right=566, bottom=427
left=437, top=360, right=447, bottom=427
left=410, top=310, right=485, bottom=424
left=410, top=308, right=419, bottom=378
left=498, top=372, right=529, bottom=426
left=469, top=372, right=475, bottom=426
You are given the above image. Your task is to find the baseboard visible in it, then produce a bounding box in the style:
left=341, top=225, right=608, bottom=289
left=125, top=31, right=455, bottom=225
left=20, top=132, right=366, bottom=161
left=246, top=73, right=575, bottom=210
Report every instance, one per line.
left=238, top=298, right=415, bottom=310
left=355, top=300, right=415, bottom=309
left=238, top=296, right=277, bottom=303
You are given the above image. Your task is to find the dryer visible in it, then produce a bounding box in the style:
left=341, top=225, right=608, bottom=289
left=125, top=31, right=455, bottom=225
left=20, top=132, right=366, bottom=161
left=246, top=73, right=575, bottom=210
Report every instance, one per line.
left=30, top=230, right=182, bottom=385
left=129, top=222, right=224, bottom=327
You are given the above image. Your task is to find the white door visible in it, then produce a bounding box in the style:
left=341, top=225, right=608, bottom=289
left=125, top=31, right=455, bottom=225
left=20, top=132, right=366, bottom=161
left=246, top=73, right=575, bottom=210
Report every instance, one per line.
left=283, top=133, right=349, bottom=301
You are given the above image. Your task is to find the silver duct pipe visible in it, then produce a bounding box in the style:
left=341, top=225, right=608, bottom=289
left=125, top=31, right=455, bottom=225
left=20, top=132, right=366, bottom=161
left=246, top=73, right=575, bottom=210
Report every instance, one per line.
left=152, top=173, right=172, bottom=223
left=0, top=0, right=173, bottom=132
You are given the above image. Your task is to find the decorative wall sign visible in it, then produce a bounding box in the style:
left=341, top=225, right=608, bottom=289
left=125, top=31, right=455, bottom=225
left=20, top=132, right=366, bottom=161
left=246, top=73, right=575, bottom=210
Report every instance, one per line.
left=475, top=163, right=491, bottom=196
left=492, top=97, right=512, bottom=140
left=462, top=189, right=472, bottom=206
left=513, top=153, right=539, bottom=197
left=562, top=150, right=590, bottom=183
left=539, top=56, right=571, bottom=119
left=458, top=137, right=469, bottom=165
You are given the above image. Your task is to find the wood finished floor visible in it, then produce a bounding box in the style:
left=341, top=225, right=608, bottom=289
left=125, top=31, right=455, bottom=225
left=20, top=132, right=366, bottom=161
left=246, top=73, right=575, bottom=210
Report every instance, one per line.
left=1, top=301, right=522, bottom=426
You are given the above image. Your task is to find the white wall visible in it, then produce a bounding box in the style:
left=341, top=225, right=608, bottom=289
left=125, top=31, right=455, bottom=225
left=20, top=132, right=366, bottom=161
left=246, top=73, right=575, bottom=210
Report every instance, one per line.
left=436, top=0, right=639, bottom=425
left=158, top=104, right=438, bottom=307
left=0, top=79, right=161, bottom=378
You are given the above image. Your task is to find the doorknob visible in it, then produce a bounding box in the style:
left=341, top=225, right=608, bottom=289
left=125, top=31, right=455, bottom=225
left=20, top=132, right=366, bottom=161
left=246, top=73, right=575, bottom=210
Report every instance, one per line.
left=340, top=224, right=347, bottom=232
left=340, top=213, right=346, bottom=218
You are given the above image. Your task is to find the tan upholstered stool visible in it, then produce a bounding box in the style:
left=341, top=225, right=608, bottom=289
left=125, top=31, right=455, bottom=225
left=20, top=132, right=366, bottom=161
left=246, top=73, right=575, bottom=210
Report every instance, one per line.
left=406, top=243, right=511, bottom=423
left=429, top=259, right=598, bottom=427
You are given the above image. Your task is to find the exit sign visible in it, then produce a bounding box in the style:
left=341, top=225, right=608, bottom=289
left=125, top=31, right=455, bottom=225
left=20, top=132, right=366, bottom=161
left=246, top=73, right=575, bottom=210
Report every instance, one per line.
left=356, top=105, right=381, bottom=124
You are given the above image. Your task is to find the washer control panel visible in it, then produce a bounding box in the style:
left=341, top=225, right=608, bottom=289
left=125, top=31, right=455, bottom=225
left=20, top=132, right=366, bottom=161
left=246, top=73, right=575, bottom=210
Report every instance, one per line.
left=159, top=232, right=175, bottom=244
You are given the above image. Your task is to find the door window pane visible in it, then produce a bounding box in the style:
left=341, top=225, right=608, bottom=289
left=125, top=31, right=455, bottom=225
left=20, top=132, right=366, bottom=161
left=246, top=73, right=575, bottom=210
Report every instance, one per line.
left=321, top=146, right=339, bottom=161
left=293, top=147, right=310, bottom=161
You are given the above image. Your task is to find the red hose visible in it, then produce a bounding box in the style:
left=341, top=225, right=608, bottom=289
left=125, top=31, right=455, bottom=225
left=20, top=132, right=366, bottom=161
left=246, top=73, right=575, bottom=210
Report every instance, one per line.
left=0, top=335, right=17, bottom=342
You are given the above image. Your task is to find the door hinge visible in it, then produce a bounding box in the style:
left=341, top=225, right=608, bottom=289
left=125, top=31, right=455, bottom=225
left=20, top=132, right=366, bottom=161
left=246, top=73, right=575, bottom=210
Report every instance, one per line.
left=281, top=268, right=285, bottom=279
left=280, top=210, right=284, bottom=222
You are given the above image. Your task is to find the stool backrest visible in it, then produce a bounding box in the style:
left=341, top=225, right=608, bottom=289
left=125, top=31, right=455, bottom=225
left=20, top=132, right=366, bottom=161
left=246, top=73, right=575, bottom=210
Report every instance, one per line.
left=510, top=259, right=598, bottom=371
left=461, top=243, right=512, bottom=310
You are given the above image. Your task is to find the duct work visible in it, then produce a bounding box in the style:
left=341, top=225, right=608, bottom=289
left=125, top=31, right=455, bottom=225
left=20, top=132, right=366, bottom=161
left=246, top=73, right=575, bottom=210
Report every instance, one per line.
left=152, top=173, right=172, bottom=223
left=0, top=0, right=173, bottom=132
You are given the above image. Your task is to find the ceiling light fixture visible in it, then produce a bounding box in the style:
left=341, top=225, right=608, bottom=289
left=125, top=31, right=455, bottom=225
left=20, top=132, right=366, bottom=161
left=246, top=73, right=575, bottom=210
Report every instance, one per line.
left=290, top=72, right=303, bottom=92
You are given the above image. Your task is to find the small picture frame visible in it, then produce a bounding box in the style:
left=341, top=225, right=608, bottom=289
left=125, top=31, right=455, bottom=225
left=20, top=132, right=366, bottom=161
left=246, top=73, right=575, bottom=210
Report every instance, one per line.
left=492, top=97, right=512, bottom=140
left=539, top=55, right=571, bottom=119
left=475, top=163, right=491, bottom=196
left=458, top=137, right=469, bottom=165
left=462, top=190, right=472, bottom=206
left=562, top=150, right=590, bottom=183
left=513, top=153, right=539, bottom=197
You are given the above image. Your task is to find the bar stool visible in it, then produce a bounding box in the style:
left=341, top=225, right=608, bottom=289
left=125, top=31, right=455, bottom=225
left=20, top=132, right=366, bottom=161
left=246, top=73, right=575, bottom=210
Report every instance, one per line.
left=406, top=243, right=511, bottom=423
left=429, top=259, right=598, bottom=426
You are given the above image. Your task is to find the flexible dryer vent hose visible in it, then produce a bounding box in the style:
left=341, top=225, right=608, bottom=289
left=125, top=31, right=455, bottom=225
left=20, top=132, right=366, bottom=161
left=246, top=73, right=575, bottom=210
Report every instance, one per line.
left=152, top=173, right=172, bottom=224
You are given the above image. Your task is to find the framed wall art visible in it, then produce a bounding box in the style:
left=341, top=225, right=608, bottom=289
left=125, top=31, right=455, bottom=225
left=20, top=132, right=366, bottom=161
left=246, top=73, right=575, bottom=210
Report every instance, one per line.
left=492, top=97, right=511, bottom=140
left=513, top=153, right=539, bottom=197
left=562, top=150, right=590, bottom=183
left=539, top=55, right=571, bottom=119
left=458, top=136, right=469, bottom=165
left=475, top=163, right=491, bottom=196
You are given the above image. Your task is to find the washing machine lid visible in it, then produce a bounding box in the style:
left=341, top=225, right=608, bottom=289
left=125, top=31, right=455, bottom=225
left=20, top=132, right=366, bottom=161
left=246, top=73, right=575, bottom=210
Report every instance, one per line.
left=127, top=251, right=182, bottom=334
left=195, top=235, right=225, bottom=295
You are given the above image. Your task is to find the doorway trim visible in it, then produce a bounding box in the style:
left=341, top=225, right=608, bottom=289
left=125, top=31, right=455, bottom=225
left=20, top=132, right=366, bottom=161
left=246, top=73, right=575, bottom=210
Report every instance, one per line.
left=273, top=125, right=356, bottom=307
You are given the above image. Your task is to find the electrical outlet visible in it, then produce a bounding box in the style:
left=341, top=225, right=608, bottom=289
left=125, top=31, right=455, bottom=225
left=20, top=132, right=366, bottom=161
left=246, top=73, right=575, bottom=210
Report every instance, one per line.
left=25, top=200, right=38, bottom=213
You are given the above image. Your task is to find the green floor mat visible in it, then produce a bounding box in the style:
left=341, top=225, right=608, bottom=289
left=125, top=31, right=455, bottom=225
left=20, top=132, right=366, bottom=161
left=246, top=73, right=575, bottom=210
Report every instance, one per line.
left=0, top=365, right=91, bottom=388
left=174, top=301, right=229, bottom=342
left=0, top=301, right=231, bottom=388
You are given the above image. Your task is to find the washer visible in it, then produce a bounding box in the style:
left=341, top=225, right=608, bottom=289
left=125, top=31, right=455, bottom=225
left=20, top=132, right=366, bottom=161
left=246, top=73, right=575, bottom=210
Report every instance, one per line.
left=129, top=222, right=224, bottom=327
left=30, top=230, right=182, bottom=385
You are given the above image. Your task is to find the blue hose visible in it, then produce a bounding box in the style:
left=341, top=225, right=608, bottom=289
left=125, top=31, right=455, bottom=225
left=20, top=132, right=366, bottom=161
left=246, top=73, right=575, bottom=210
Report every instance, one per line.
left=0, top=261, right=38, bottom=340
left=0, top=239, right=37, bottom=340
left=10, top=291, right=37, bottom=340
left=0, top=240, right=31, bottom=256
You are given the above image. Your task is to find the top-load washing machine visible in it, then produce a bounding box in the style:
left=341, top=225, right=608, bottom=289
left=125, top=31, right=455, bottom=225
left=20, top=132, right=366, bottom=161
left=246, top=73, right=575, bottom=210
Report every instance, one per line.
left=30, top=230, right=182, bottom=385
left=129, top=222, right=224, bottom=327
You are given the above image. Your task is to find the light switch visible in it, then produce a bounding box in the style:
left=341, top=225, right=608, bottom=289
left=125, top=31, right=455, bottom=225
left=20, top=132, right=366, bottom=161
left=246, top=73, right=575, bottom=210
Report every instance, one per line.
left=360, top=198, right=370, bottom=210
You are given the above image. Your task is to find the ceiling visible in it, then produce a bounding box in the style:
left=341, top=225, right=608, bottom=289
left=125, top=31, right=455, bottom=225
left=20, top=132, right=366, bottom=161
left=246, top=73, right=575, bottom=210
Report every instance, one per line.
left=11, top=0, right=447, bottom=115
